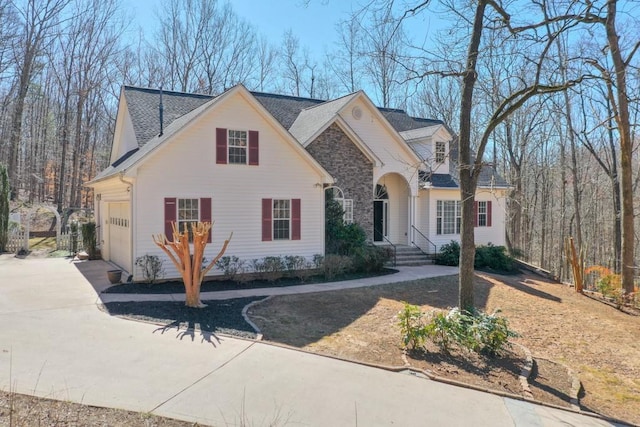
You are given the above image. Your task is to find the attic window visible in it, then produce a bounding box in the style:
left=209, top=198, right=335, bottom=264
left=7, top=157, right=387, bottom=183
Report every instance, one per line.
left=435, top=141, right=446, bottom=163
left=228, top=130, right=248, bottom=164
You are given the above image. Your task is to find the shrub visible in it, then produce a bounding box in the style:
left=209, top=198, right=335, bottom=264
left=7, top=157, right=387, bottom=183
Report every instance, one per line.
left=284, top=255, right=315, bottom=283
left=81, top=221, right=98, bottom=259
left=215, top=255, right=246, bottom=282
left=323, top=254, right=352, bottom=280
left=260, top=256, right=286, bottom=282
left=135, top=254, right=165, bottom=284
left=312, top=254, right=324, bottom=269
left=398, top=304, right=519, bottom=357
left=475, top=244, right=514, bottom=272
left=352, top=244, right=390, bottom=273
left=435, top=240, right=460, bottom=266
left=398, top=303, right=427, bottom=349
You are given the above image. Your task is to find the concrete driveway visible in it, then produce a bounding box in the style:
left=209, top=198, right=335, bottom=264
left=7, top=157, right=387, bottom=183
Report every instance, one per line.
left=0, top=255, right=620, bottom=426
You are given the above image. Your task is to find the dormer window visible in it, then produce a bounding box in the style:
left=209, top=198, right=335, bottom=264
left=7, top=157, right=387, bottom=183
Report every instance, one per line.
left=435, top=141, right=446, bottom=163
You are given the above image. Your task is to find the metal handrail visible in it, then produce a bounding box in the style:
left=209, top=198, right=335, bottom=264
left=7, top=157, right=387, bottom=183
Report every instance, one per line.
left=380, top=234, right=397, bottom=266
left=411, top=225, right=437, bottom=257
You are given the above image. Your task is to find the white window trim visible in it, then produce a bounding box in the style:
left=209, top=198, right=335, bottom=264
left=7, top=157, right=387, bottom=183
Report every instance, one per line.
left=177, top=198, right=201, bottom=240
left=477, top=201, right=488, bottom=227
left=273, top=199, right=291, bottom=240
left=435, top=141, right=446, bottom=164
left=343, top=199, right=354, bottom=224
left=437, top=200, right=461, bottom=235
left=228, top=129, right=248, bottom=165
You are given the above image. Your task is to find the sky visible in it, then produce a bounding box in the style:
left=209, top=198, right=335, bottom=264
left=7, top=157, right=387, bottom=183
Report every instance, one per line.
left=128, top=0, right=441, bottom=62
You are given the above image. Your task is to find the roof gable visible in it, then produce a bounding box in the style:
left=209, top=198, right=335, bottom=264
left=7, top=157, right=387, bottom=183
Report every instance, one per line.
left=89, top=85, right=333, bottom=186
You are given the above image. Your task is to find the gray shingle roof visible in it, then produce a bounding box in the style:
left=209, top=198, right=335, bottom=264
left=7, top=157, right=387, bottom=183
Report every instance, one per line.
left=251, top=91, right=324, bottom=129
left=114, top=85, right=509, bottom=189
left=289, top=93, right=359, bottom=144
left=124, top=86, right=214, bottom=146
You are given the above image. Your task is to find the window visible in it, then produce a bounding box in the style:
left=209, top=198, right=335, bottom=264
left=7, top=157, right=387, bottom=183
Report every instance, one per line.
left=228, top=130, right=247, bottom=164
left=262, top=198, right=300, bottom=241
left=435, top=141, right=446, bottom=163
left=437, top=200, right=461, bottom=235
left=477, top=201, right=487, bottom=227
left=343, top=199, right=354, bottom=224
left=326, top=186, right=354, bottom=224
left=475, top=200, right=492, bottom=227
left=164, top=198, right=212, bottom=243
left=216, top=128, right=259, bottom=165
left=178, top=198, right=199, bottom=240
left=273, top=199, right=290, bottom=240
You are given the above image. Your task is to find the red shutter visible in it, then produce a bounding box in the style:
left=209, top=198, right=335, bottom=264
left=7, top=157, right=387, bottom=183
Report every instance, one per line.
left=216, top=128, right=227, bottom=164
left=200, top=197, right=212, bottom=243
left=262, top=198, right=272, bottom=241
left=473, top=201, right=478, bottom=227
left=487, top=201, right=492, bottom=227
left=292, top=198, right=301, bottom=240
left=248, top=130, right=259, bottom=165
left=164, top=198, right=177, bottom=242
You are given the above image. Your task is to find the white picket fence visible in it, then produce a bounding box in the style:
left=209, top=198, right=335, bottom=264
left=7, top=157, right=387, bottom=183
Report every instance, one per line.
left=6, top=230, right=29, bottom=253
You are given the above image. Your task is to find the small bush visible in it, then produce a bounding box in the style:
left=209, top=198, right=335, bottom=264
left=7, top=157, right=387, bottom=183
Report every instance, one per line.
left=215, top=255, right=246, bottom=283
left=312, top=254, right=324, bottom=269
left=398, top=304, right=519, bottom=357
left=284, top=255, right=315, bottom=283
left=475, top=244, right=514, bottom=272
left=435, top=240, right=460, bottom=266
left=352, top=244, right=390, bottom=273
left=135, top=254, right=165, bottom=284
left=398, top=303, right=427, bottom=349
left=261, top=256, right=286, bottom=282
left=81, top=221, right=98, bottom=259
left=323, top=254, right=352, bottom=280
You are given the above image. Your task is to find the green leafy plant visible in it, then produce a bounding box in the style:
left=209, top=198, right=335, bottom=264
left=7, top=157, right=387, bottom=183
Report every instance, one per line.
left=435, top=240, right=460, bottom=266
left=399, top=304, right=519, bottom=357
left=475, top=244, right=514, bottom=272
left=398, top=303, right=427, bottom=349
left=351, top=244, right=390, bottom=273
left=0, top=164, right=8, bottom=253
left=81, top=221, right=99, bottom=259
left=135, top=254, right=165, bottom=284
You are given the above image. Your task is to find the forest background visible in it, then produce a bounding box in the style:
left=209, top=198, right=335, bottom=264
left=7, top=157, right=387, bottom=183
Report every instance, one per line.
left=0, top=0, right=638, bottom=282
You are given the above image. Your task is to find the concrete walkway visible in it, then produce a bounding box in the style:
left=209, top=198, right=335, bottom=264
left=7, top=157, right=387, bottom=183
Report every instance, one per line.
left=0, top=255, right=621, bottom=426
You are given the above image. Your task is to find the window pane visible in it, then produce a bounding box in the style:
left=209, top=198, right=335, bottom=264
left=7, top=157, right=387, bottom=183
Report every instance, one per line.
left=273, top=199, right=290, bottom=240
left=228, top=130, right=247, bottom=164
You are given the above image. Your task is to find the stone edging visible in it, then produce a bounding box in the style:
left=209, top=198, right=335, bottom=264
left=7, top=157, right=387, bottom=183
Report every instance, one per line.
left=513, top=343, right=534, bottom=399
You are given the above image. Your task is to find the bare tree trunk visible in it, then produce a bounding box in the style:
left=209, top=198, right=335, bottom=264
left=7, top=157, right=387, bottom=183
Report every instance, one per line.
left=457, top=0, right=486, bottom=311
left=604, top=0, right=634, bottom=293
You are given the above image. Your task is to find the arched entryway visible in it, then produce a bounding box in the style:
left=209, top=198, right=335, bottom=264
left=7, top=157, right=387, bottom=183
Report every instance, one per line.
left=374, top=173, right=410, bottom=245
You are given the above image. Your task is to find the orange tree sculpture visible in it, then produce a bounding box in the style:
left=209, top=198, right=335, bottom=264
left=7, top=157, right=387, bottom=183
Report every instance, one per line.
left=153, top=222, right=232, bottom=308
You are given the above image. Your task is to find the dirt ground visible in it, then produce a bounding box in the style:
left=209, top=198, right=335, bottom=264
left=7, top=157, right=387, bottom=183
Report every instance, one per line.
left=0, top=390, right=197, bottom=426
left=248, top=272, right=640, bottom=425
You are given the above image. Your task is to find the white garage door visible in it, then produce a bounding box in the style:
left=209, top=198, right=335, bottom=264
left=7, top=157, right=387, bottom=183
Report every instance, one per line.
left=108, top=202, right=131, bottom=272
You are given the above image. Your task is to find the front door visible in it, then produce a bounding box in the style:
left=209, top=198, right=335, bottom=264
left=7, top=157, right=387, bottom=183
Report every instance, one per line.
left=373, top=200, right=387, bottom=242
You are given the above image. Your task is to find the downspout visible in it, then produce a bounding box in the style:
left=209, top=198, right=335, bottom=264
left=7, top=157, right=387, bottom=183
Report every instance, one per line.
left=119, top=172, right=134, bottom=277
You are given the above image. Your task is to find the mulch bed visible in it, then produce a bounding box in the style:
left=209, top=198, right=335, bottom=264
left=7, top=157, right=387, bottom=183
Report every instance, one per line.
left=103, top=269, right=397, bottom=294
left=101, top=297, right=261, bottom=340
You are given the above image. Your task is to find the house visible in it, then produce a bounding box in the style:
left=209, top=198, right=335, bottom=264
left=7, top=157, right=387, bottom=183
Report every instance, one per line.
left=86, top=85, right=509, bottom=280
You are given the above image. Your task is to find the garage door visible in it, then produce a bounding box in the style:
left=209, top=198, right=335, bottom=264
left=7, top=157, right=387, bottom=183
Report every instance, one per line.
left=108, top=202, right=131, bottom=272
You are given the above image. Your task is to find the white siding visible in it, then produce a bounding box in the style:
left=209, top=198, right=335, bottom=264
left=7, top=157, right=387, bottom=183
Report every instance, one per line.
left=110, top=97, right=139, bottom=163
left=384, top=174, right=409, bottom=245
left=91, top=179, right=131, bottom=269
left=132, top=91, right=326, bottom=280
left=340, top=99, right=420, bottom=196
left=420, top=188, right=507, bottom=251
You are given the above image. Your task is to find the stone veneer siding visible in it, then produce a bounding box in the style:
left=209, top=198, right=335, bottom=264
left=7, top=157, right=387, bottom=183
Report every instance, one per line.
left=306, top=123, right=374, bottom=240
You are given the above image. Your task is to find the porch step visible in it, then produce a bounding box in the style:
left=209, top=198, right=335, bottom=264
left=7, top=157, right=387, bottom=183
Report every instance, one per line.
left=391, top=245, right=434, bottom=266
